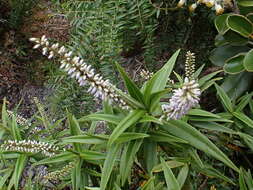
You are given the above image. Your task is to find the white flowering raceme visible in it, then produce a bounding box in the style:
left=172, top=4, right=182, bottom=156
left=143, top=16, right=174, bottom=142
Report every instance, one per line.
left=161, top=77, right=201, bottom=120
left=1, top=140, right=60, bottom=157
left=30, top=35, right=128, bottom=109
left=7, top=110, right=31, bottom=127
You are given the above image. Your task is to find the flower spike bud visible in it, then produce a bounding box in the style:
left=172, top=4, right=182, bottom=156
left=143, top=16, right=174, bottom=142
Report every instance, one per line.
left=205, top=0, right=215, bottom=7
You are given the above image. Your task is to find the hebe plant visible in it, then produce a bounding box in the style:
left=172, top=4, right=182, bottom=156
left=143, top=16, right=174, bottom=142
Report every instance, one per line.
left=0, top=35, right=247, bottom=189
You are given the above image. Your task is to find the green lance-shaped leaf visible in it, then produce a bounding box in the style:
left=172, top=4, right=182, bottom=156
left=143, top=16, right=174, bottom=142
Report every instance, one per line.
left=108, top=109, right=145, bottom=146
left=13, top=154, right=27, bottom=190
left=224, top=53, right=245, bottom=74
left=79, top=113, right=122, bottom=125
left=233, top=112, right=253, bottom=129
left=161, top=157, right=180, bottom=190
left=142, top=49, right=180, bottom=106
left=215, top=84, right=234, bottom=112
left=177, top=165, right=189, bottom=189
left=115, top=62, right=145, bottom=106
left=227, top=14, right=253, bottom=38
left=243, top=49, right=253, bottom=72
left=68, top=113, right=82, bottom=152
left=162, top=120, right=239, bottom=172
left=100, top=144, right=121, bottom=190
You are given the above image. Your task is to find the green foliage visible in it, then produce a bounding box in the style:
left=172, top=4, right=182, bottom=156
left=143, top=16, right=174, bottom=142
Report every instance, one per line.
left=210, top=9, right=253, bottom=99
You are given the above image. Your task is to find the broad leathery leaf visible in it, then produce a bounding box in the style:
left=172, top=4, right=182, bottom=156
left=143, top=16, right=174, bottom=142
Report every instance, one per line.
left=223, top=30, right=249, bottom=46
left=215, top=84, right=234, bottom=112
left=100, top=144, right=121, bottom=190
left=188, top=109, right=221, bottom=118
left=68, top=113, right=82, bottom=152
left=177, top=165, right=189, bottom=189
left=233, top=112, right=253, bottom=129
left=209, top=45, right=250, bottom=66
left=227, top=14, right=253, bottom=37
left=79, top=113, right=122, bottom=125
left=238, top=0, right=253, bottom=6
left=33, top=152, right=77, bottom=166
left=108, top=110, right=145, bottom=146
left=13, top=154, right=27, bottom=190
left=221, top=71, right=252, bottom=100
left=247, top=13, right=253, bottom=23
left=198, top=70, right=222, bottom=87
left=115, top=132, right=149, bottom=144
left=62, top=134, right=108, bottom=144
left=224, top=53, right=245, bottom=74
left=115, top=63, right=145, bottom=105
left=215, top=14, right=230, bottom=34
left=243, top=49, right=253, bottom=72
left=152, top=161, right=185, bottom=173
left=162, top=120, right=239, bottom=172
left=192, top=121, right=237, bottom=134
left=161, top=157, right=180, bottom=190
left=143, top=49, right=180, bottom=106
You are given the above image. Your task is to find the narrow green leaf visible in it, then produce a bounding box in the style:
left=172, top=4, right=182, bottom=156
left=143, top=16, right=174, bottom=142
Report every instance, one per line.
left=115, top=63, right=145, bottom=105
left=233, top=112, right=253, bottom=129
left=79, top=113, right=122, bottom=125
left=115, top=132, right=149, bottom=144
left=177, top=165, right=189, bottom=189
left=161, top=157, right=180, bottom=190
left=62, top=134, right=108, bottom=144
left=68, top=113, right=82, bottom=152
left=100, top=144, right=121, bottom=190
left=143, top=49, right=180, bottom=105
left=162, top=120, right=239, bottom=172
left=215, top=84, right=234, bottom=112
left=188, top=109, right=221, bottom=118
left=236, top=92, right=253, bottom=112
left=198, top=70, right=223, bottom=87
left=33, top=152, right=77, bottom=166
left=13, top=154, right=27, bottom=190
left=108, top=110, right=145, bottom=146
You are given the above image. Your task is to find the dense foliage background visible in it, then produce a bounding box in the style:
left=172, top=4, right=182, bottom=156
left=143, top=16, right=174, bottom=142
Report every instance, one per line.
left=0, top=0, right=253, bottom=189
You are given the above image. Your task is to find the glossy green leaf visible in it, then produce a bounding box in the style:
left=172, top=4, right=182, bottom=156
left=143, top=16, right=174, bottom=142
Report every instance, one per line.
left=108, top=110, right=145, bottom=146
left=13, top=154, right=27, bottom=190
left=115, top=63, right=145, bottom=105
left=162, top=120, right=239, bottom=172
left=161, top=157, right=180, bottom=190
left=71, top=158, right=83, bottom=190
left=68, top=113, right=82, bottom=152
left=198, top=70, right=222, bottom=87
left=236, top=92, right=253, bottom=112
left=0, top=169, right=12, bottom=188
left=144, top=140, right=157, bottom=174
left=238, top=0, right=253, bottom=6
left=227, top=14, right=253, bottom=37
left=152, top=161, right=185, bottom=173
left=224, top=53, right=245, bottom=74
left=115, top=132, right=149, bottom=144
left=143, top=49, right=180, bottom=105
left=100, top=144, right=121, bottom=190
left=247, top=13, right=253, bottom=23
left=215, top=14, right=230, bottom=34
left=223, top=30, right=248, bottom=46
left=243, top=49, right=253, bottom=71
left=209, top=45, right=250, bottom=66
left=239, top=168, right=248, bottom=190
left=149, top=131, right=188, bottom=144
left=79, top=150, right=106, bottom=161
left=192, top=121, right=236, bottom=134
left=233, top=112, right=253, bottom=129
left=188, top=109, right=221, bottom=118
left=62, top=134, right=108, bottom=144
left=215, top=84, right=234, bottom=112
left=34, top=152, right=77, bottom=165
left=79, top=113, right=122, bottom=125
left=177, top=165, right=189, bottom=189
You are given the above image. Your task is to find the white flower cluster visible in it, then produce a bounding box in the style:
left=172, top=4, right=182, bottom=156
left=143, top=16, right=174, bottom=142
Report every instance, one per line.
left=161, top=77, right=201, bottom=120
left=140, top=69, right=153, bottom=81
left=44, top=162, right=75, bottom=181
left=1, top=140, right=59, bottom=157
left=7, top=110, right=31, bottom=127
left=29, top=35, right=129, bottom=109
left=177, top=0, right=224, bottom=15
